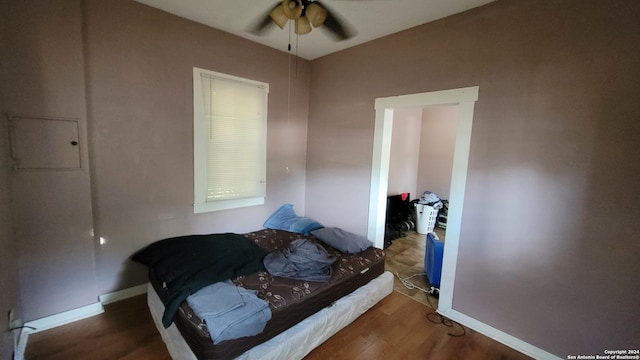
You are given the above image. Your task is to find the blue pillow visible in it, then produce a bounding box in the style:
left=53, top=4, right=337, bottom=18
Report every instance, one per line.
left=263, top=204, right=323, bottom=235
left=310, top=227, right=373, bottom=254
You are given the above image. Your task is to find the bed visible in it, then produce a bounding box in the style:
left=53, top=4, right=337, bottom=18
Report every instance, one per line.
left=135, top=228, right=393, bottom=360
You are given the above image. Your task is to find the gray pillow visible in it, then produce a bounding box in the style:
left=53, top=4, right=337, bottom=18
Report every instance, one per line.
left=311, top=227, right=373, bottom=254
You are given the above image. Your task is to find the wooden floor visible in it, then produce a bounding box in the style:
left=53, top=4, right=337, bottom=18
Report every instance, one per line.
left=25, top=289, right=530, bottom=359
left=384, top=229, right=445, bottom=307
left=306, top=291, right=531, bottom=360
left=26, top=295, right=171, bottom=360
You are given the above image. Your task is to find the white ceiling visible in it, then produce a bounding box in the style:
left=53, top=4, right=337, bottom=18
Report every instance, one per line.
left=134, top=0, right=495, bottom=60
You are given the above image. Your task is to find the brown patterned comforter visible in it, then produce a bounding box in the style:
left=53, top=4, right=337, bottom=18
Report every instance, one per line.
left=151, top=228, right=386, bottom=360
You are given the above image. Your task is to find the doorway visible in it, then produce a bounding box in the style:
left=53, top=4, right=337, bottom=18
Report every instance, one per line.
left=367, top=87, right=478, bottom=314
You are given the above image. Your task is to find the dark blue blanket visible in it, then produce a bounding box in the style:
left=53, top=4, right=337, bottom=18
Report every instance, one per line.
left=131, top=233, right=268, bottom=328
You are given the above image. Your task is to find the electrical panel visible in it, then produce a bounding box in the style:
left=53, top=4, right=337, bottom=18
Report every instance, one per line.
left=9, top=115, right=81, bottom=170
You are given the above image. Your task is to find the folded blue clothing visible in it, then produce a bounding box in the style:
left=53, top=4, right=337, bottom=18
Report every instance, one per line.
left=186, top=280, right=245, bottom=318
left=186, top=280, right=271, bottom=344
left=205, top=291, right=271, bottom=344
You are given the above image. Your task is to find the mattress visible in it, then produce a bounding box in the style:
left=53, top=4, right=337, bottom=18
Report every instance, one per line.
left=149, top=229, right=387, bottom=360
left=148, top=272, right=394, bottom=360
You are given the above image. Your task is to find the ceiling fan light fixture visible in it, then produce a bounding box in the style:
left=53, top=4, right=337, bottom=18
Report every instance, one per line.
left=305, top=2, right=327, bottom=27
left=295, top=16, right=312, bottom=35
left=282, top=0, right=303, bottom=20
left=270, top=5, right=289, bottom=29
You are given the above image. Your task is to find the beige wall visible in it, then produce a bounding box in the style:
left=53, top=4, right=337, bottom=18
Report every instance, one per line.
left=0, top=0, right=310, bottom=327
left=0, top=109, right=19, bottom=359
left=83, top=0, right=310, bottom=295
left=306, top=0, right=640, bottom=356
left=388, top=108, right=422, bottom=198
left=388, top=106, right=457, bottom=203
left=417, top=105, right=457, bottom=200
left=1, top=0, right=97, bottom=323
left=0, top=6, right=19, bottom=358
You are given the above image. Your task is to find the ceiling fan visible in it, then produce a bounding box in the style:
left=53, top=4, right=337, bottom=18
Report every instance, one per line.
left=249, top=0, right=355, bottom=41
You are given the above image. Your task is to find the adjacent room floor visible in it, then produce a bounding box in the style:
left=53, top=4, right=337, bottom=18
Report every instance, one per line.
left=384, top=228, right=445, bottom=308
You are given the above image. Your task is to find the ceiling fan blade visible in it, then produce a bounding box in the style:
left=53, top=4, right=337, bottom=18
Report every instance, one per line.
left=315, top=1, right=355, bottom=41
left=248, top=2, right=282, bottom=35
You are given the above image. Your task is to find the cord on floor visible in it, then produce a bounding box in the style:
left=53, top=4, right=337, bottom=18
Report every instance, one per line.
left=394, top=272, right=430, bottom=294
left=394, top=272, right=466, bottom=337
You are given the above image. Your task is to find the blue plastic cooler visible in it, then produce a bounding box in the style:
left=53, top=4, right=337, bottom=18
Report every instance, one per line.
left=424, top=232, right=444, bottom=287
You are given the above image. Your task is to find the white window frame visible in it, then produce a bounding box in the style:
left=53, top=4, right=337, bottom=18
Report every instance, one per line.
left=193, top=67, right=268, bottom=213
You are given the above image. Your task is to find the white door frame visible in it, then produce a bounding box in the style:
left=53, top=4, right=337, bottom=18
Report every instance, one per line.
left=367, top=86, right=478, bottom=313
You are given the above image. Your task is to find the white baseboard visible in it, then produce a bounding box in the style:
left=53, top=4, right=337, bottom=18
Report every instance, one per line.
left=24, top=302, right=104, bottom=334
left=22, top=283, right=149, bottom=335
left=438, top=308, right=561, bottom=360
left=99, top=283, right=148, bottom=305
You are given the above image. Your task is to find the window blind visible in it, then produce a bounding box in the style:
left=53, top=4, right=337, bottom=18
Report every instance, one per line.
left=199, top=73, right=267, bottom=202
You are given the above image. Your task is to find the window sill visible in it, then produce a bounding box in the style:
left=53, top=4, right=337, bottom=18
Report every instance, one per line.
left=193, top=197, right=264, bottom=214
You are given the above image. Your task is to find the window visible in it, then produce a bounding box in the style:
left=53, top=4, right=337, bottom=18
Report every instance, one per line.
left=193, top=67, right=268, bottom=213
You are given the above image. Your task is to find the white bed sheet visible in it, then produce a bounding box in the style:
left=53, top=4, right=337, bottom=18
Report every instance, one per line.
left=147, top=271, right=394, bottom=360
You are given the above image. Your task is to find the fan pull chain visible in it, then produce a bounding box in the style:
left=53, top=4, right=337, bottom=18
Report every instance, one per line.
left=288, top=47, right=291, bottom=125
left=288, top=20, right=292, bottom=52
left=286, top=21, right=292, bottom=172
left=287, top=19, right=292, bottom=123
